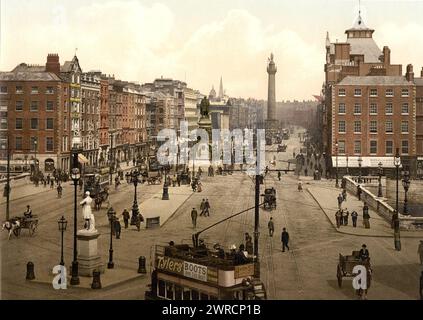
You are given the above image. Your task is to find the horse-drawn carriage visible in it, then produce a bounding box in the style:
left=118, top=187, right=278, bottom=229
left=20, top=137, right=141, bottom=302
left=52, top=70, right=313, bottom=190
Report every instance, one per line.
left=147, top=171, right=162, bottom=185
left=262, top=187, right=276, bottom=210
left=277, top=144, right=287, bottom=152
left=178, top=172, right=191, bottom=185
left=2, top=215, right=39, bottom=239
left=337, top=251, right=372, bottom=298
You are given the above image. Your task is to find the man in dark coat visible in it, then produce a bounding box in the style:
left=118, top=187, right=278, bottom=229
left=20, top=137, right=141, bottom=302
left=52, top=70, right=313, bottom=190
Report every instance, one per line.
left=268, top=217, right=275, bottom=237
left=114, top=217, right=122, bottom=239
left=204, top=199, right=210, bottom=217
left=122, top=209, right=130, bottom=229
left=191, top=208, right=198, bottom=228
left=281, top=228, right=290, bottom=252
left=351, top=210, right=358, bottom=227
left=337, top=193, right=344, bottom=209
left=359, top=244, right=370, bottom=261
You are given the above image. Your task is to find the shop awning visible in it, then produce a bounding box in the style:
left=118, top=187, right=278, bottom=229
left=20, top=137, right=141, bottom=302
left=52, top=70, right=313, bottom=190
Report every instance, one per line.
left=331, top=156, right=401, bottom=168
left=78, top=153, right=89, bottom=164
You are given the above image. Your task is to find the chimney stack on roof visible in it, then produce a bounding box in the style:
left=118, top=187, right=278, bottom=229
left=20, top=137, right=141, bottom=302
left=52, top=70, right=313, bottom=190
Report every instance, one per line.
left=406, top=64, right=414, bottom=82
left=45, top=53, right=60, bottom=76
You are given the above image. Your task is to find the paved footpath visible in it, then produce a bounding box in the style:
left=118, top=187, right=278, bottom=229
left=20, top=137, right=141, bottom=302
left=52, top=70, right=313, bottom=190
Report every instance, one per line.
left=307, top=183, right=423, bottom=238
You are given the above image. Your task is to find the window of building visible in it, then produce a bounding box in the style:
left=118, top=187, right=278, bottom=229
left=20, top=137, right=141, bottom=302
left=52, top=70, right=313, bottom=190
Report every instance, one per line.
left=385, top=89, right=394, bottom=97
left=338, top=88, right=346, bottom=97
left=354, top=140, right=361, bottom=154
left=401, top=103, right=409, bottom=114
left=46, top=87, right=54, bottom=94
left=64, top=101, right=68, bottom=112
left=402, top=140, right=409, bottom=154
left=401, top=88, right=409, bottom=97
left=354, top=88, right=362, bottom=96
left=15, top=118, right=23, bottom=130
left=64, top=117, right=67, bottom=130
left=338, top=141, right=346, bottom=154
left=15, top=137, right=22, bottom=150
left=386, top=140, right=393, bottom=155
left=370, top=89, right=378, bottom=97
left=369, top=103, right=377, bottom=115
left=370, top=140, right=377, bottom=154
left=385, top=103, right=393, bottom=115
left=46, top=118, right=54, bottom=130
left=31, top=86, right=39, bottom=94
left=401, top=121, right=408, bottom=133
left=46, top=101, right=54, bottom=111
left=354, top=121, right=361, bottom=133
left=16, top=86, right=23, bottom=94
left=369, top=120, right=377, bottom=133
left=385, top=120, right=393, bottom=133
left=30, top=137, right=38, bottom=151
left=30, top=101, right=38, bottom=111
left=0, top=86, right=7, bottom=94
left=191, top=290, right=200, bottom=300
left=31, top=118, right=38, bottom=129
left=16, top=101, right=23, bottom=111
left=62, top=136, right=68, bottom=152
left=354, top=103, right=361, bottom=114
left=46, top=137, right=54, bottom=152
left=338, top=103, right=346, bottom=114
left=0, top=118, right=7, bottom=130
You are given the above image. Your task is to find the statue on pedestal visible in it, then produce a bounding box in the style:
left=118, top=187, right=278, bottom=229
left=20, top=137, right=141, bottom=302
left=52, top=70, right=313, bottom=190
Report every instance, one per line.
left=80, top=191, right=96, bottom=232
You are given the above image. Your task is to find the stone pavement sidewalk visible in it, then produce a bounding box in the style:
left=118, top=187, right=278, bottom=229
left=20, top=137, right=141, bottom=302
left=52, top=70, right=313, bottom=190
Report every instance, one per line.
left=307, top=184, right=423, bottom=238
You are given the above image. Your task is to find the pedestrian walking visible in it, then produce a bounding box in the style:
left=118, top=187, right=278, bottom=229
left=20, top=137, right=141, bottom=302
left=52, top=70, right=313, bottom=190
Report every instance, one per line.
left=200, top=199, right=206, bottom=216
left=363, top=204, right=370, bottom=229
left=172, top=175, right=177, bottom=187
left=204, top=199, right=210, bottom=216
left=418, top=240, right=423, bottom=265
left=337, top=193, right=343, bottom=209
left=351, top=210, right=358, bottom=228
left=281, top=228, right=290, bottom=252
left=357, top=185, right=362, bottom=200
left=122, top=209, right=130, bottom=229
left=268, top=217, right=275, bottom=237
left=50, top=179, right=54, bottom=189
left=335, top=210, right=342, bottom=228
left=298, top=181, right=303, bottom=192
left=342, top=189, right=347, bottom=202
left=135, top=214, right=142, bottom=231
left=57, top=183, right=63, bottom=198
left=304, top=168, right=308, bottom=176
left=177, top=174, right=181, bottom=187
left=278, top=171, right=281, bottom=181
left=114, top=217, right=121, bottom=239
left=191, top=208, right=198, bottom=228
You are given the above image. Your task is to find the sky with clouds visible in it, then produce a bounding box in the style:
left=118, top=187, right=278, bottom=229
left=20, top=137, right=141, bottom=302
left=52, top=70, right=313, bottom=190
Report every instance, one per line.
left=1, top=0, right=423, bottom=101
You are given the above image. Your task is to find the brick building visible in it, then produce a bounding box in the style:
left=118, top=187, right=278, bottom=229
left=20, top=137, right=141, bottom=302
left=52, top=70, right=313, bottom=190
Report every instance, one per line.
left=413, top=67, right=423, bottom=177
left=323, top=12, right=418, bottom=175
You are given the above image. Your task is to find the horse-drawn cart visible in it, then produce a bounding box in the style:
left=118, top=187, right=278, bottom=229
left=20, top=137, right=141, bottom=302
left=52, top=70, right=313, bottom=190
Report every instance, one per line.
left=262, top=187, right=276, bottom=211
left=14, top=215, right=39, bottom=237
left=337, top=251, right=372, bottom=298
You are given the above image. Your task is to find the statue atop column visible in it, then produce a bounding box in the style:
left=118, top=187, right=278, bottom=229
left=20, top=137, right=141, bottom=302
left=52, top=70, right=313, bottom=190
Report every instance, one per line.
left=199, top=96, right=210, bottom=118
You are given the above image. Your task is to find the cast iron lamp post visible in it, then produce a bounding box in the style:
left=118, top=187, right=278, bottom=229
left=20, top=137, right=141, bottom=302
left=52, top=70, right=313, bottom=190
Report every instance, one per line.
left=130, top=170, right=141, bottom=225
left=378, top=162, right=383, bottom=197
left=394, top=148, right=401, bottom=251
left=107, top=207, right=116, bottom=269
left=58, top=216, right=67, bottom=266
left=402, top=170, right=411, bottom=215
left=162, top=165, right=169, bottom=200
left=358, top=155, right=363, bottom=184
left=70, top=149, right=81, bottom=285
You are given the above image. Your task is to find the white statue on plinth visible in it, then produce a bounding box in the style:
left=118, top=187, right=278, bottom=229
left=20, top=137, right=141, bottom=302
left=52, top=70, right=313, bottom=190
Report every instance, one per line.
left=80, top=191, right=96, bottom=232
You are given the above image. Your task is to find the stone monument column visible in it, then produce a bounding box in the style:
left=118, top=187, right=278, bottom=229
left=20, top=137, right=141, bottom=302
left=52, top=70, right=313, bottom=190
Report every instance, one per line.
left=267, top=53, right=277, bottom=122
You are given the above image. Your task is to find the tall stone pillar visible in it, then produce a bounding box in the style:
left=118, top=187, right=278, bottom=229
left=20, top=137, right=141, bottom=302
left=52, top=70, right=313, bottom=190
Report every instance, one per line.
left=267, top=53, right=277, bottom=122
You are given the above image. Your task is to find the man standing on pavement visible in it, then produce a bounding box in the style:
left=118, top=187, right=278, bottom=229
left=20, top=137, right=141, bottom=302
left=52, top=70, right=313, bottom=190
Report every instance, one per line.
left=200, top=199, right=206, bottom=216
left=191, top=208, right=198, bottom=229
left=268, top=217, right=274, bottom=237
left=204, top=199, right=210, bottom=216
left=335, top=210, right=342, bottom=228
left=337, top=193, right=343, bottom=209
left=281, top=228, right=290, bottom=252
left=114, top=217, right=121, bottom=239
left=122, top=209, right=130, bottom=229
left=343, top=209, right=349, bottom=226
left=351, top=210, right=358, bottom=228
left=363, top=204, right=370, bottom=229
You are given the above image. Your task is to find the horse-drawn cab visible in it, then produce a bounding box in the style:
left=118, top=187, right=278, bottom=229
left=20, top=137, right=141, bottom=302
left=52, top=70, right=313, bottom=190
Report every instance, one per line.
left=178, top=172, right=191, bottom=185
left=262, top=187, right=276, bottom=210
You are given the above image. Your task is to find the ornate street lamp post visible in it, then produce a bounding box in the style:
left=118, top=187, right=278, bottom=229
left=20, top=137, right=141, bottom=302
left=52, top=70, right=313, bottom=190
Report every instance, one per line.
left=393, top=148, right=402, bottom=251
left=130, top=170, right=141, bottom=225
left=358, top=155, right=363, bottom=184
left=335, top=140, right=339, bottom=187
left=58, top=216, right=67, bottom=266
left=70, top=149, right=81, bottom=285
left=107, top=207, right=116, bottom=269
left=402, top=170, right=411, bottom=215
left=378, top=162, right=383, bottom=197
left=162, top=165, right=169, bottom=200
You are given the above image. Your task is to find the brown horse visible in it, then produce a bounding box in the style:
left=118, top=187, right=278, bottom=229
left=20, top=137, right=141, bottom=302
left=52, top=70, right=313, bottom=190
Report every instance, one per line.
left=94, top=189, right=109, bottom=211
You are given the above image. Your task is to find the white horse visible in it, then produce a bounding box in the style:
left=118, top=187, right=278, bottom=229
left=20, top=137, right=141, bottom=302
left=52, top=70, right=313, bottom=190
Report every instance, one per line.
left=2, top=220, right=21, bottom=240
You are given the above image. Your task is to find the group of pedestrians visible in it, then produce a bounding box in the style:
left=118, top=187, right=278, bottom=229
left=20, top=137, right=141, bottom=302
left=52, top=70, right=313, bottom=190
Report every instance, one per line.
left=336, top=187, right=371, bottom=229
left=191, top=199, right=211, bottom=228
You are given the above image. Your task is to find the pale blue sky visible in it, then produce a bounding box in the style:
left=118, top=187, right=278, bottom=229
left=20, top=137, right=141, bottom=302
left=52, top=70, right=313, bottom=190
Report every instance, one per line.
left=1, top=0, right=423, bottom=100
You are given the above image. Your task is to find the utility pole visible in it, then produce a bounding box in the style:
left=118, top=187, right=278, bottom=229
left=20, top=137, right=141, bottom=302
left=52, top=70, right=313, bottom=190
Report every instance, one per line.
left=254, top=172, right=260, bottom=278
